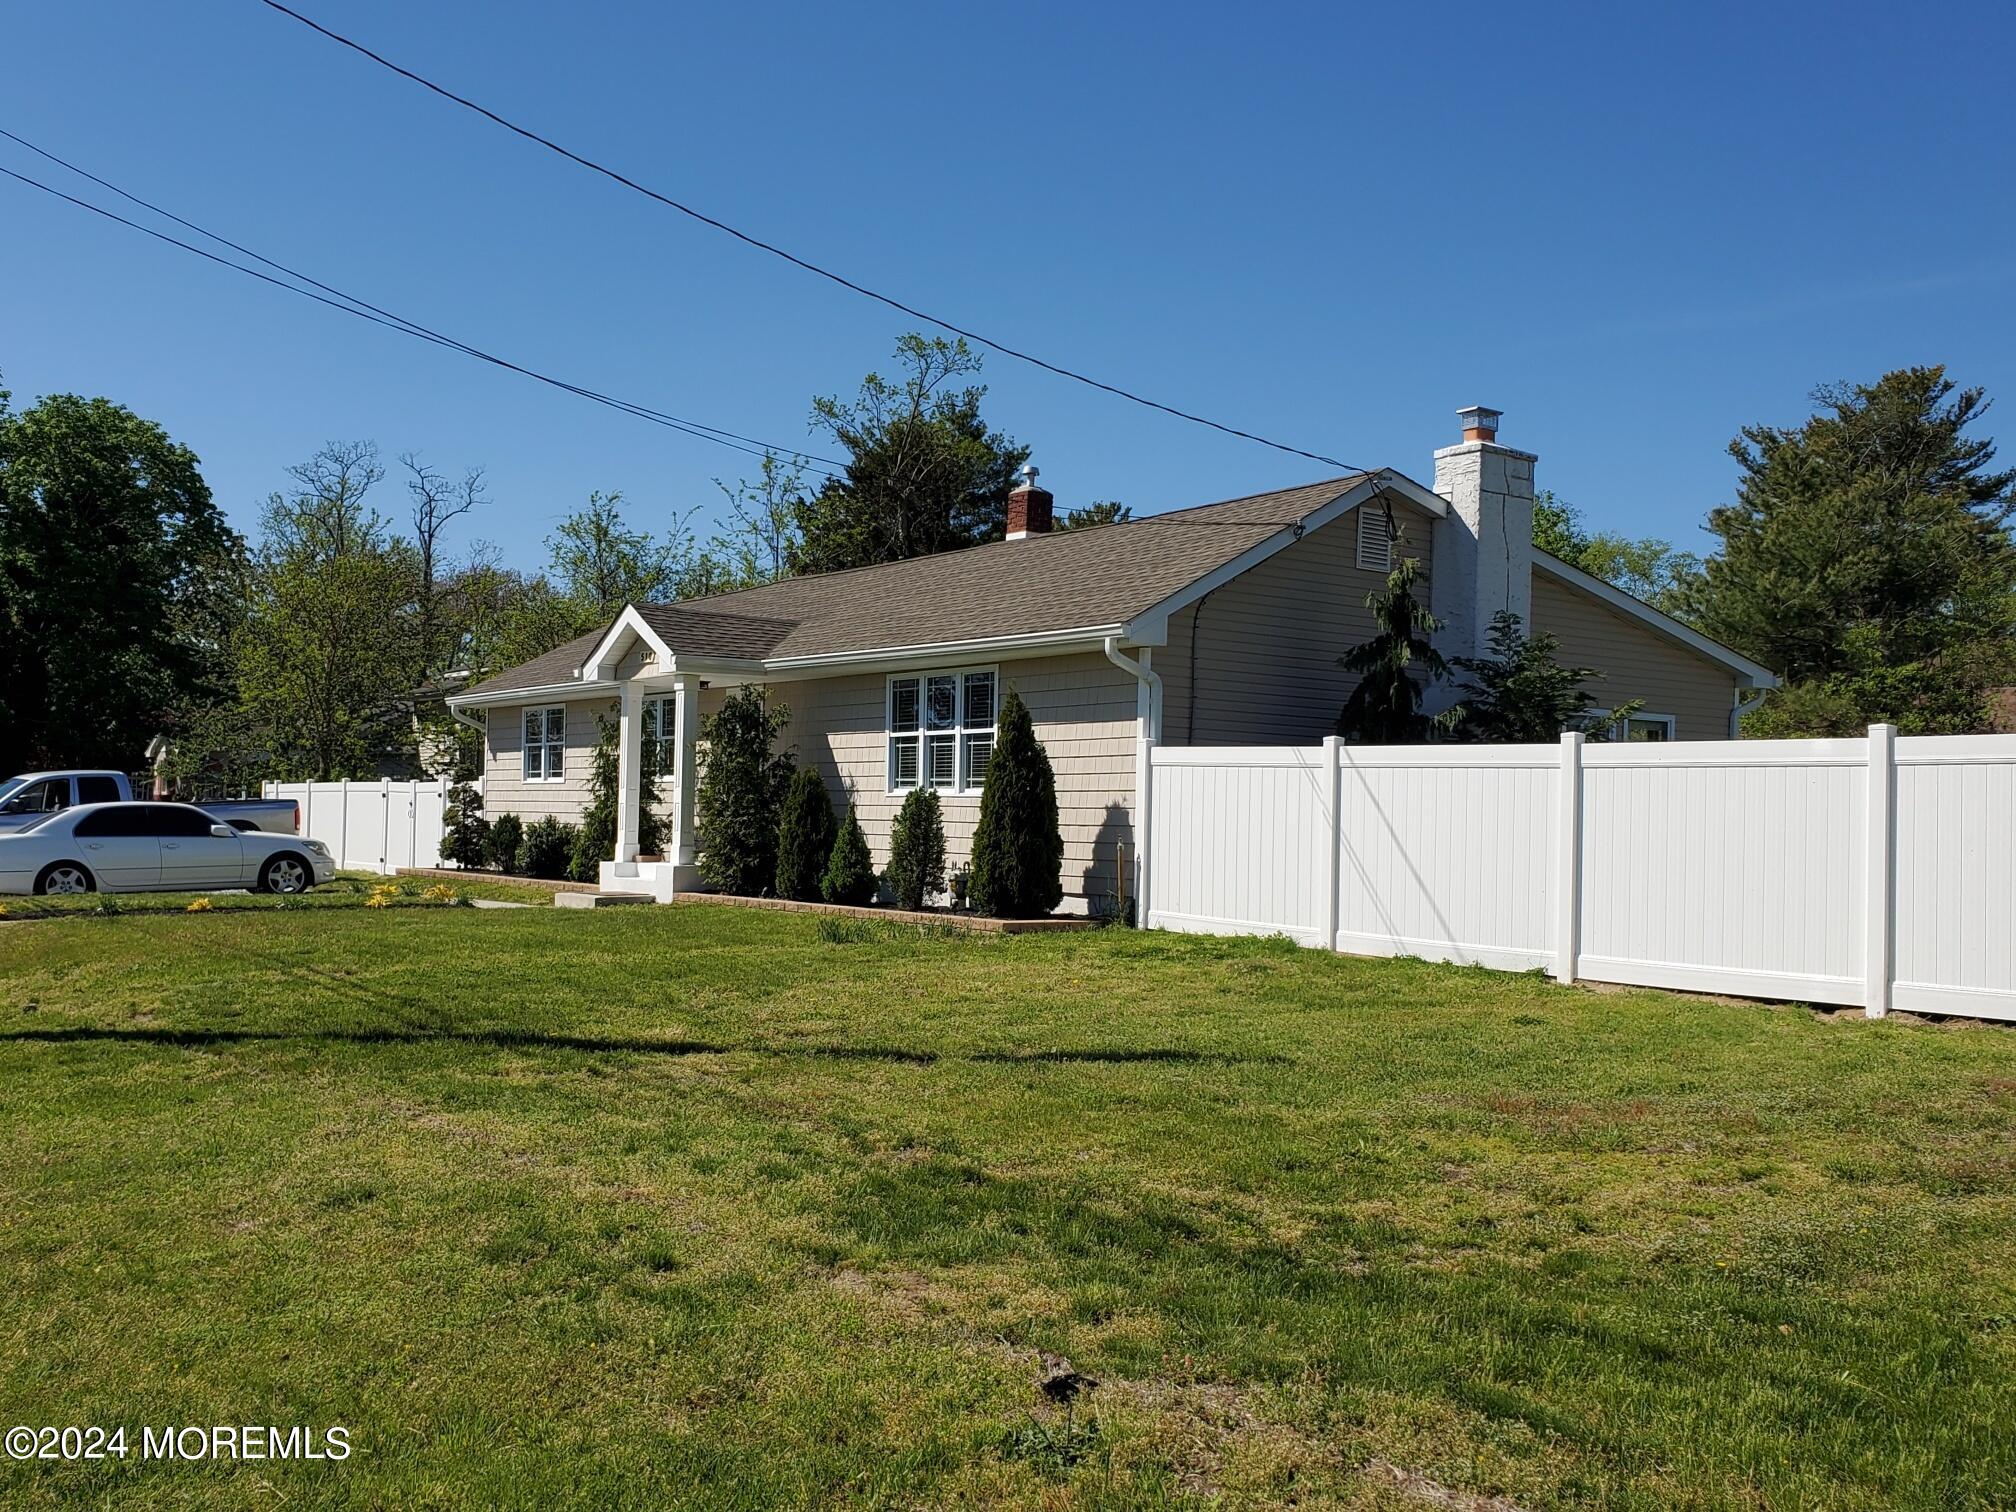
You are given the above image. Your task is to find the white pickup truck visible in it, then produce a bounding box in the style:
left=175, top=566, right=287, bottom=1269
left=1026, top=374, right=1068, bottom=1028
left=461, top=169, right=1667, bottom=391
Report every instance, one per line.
left=0, top=771, right=301, bottom=836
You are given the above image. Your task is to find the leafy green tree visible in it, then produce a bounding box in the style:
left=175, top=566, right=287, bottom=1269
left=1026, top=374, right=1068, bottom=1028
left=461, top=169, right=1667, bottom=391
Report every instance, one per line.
left=233, top=442, right=424, bottom=779
left=694, top=686, right=793, bottom=894
left=1449, top=612, right=1634, bottom=741
left=791, top=335, right=1030, bottom=573
left=821, top=803, right=877, bottom=905
left=0, top=385, right=242, bottom=773
left=774, top=765, right=837, bottom=901
left=1687, top=367, right=2016, bottom=734
left=1058, top=500, right=1131, bottom=531
left=1335, top=558, right=1457, bottom=743
left=885, top=787, right=946, bottom=910
left=968, top=689, right=1063, bottom=917
left=488, top=492, right=702, bottom=666
left=1532, top=489, right=1699, bottom=617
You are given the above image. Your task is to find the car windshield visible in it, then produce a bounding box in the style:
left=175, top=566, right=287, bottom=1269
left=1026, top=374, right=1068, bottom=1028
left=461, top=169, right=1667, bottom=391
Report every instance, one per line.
left=0, top=778, right=25, bottom=806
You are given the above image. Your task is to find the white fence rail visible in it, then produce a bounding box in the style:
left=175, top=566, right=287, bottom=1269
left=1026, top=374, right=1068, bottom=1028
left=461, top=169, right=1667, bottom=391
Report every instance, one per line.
left=261, top=778, right=458, bottom=876
left=1145, top=728, right=2016, bottom=1022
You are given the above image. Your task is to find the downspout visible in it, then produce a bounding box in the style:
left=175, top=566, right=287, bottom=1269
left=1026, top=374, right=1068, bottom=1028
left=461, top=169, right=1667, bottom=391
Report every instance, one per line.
left=1730, top=684, right=1769, bottom=740
left=1103, top=636, right=1162, bottom=927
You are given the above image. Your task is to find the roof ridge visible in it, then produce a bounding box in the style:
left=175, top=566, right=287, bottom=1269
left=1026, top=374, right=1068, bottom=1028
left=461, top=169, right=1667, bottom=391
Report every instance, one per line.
left=640, top=471, right=1372, bottom=616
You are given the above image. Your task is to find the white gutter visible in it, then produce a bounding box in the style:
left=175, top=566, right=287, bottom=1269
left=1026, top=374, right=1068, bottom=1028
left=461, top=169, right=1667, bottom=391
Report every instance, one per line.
left=1730, top=685, right=1770, bottom=740
left=1103, top=636, right=1163, bottom=927
left=448, top=678, right=620, bottom=709
left=762, top=623, right=1126, bottom=673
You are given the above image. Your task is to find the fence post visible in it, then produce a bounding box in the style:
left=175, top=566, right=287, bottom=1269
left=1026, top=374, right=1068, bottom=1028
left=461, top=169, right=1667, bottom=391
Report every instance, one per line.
left=1135, top=737, right=1154, bottom=926
left=1554, top=732, right=1584, bottom=983
left=1865, top=723, right=1897, bottom=1018
left=1323, top=736, right=1342, bottom=952
left=379, top=777, right=392, bottom=876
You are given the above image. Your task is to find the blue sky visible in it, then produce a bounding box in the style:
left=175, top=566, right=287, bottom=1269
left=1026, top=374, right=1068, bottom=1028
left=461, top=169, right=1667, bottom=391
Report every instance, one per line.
left=4, top=2, right=2011, bottom=571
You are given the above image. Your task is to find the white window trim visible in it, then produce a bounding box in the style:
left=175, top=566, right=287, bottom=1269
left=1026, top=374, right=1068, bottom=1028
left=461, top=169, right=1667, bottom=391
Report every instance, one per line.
left=1594, top=709, right=1678, bottom=742
left=522, top=705, right=567, bottom=783
left=886, top=666, right=998, bottom=797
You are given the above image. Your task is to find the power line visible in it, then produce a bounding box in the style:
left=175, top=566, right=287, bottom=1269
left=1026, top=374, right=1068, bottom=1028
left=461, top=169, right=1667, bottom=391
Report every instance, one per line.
left=254, top=0, right=1367, bottom=474
left=0, top=135, right=846, bottom=477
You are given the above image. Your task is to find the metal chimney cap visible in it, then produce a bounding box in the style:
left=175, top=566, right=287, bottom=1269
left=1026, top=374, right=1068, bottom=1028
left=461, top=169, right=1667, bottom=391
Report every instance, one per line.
left=1014, top=462, right=1041, bottom=488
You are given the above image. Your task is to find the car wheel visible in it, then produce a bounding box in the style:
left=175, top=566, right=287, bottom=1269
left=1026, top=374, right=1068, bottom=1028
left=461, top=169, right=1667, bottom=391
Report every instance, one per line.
left=35, top=862, right=95, bottom=896
left=259, top=853, right=314, bottom=895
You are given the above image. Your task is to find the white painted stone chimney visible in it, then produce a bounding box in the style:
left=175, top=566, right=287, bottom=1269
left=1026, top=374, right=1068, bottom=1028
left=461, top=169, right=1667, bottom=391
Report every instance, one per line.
left=1429, top=405, right=1536, bottom=664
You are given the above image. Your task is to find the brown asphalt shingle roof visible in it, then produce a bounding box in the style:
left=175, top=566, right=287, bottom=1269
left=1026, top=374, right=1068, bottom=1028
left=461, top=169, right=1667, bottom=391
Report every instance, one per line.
left=462, top=474, right=1369, bottom=700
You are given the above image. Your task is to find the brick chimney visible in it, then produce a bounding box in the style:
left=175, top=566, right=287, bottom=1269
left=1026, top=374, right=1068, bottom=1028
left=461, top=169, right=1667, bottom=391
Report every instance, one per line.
left=1429, top=405, right=1536, bottom=667
left=1006, top=463, right=1053, bottom=539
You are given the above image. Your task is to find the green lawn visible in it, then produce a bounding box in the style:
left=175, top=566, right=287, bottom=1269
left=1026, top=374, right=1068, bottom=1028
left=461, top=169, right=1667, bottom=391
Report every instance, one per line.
left=1, top=906, right=2012, bottom=1509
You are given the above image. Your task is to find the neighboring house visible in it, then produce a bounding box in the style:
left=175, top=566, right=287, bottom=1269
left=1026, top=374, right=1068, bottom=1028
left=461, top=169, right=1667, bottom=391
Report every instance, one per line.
left=449, top=406, right=1775, bottom=912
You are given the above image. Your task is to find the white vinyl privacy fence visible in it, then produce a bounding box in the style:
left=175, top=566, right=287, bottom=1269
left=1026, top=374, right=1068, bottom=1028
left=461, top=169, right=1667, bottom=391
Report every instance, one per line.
left=261, top=778, right=457, bottom=876
left=1145, top=729, right=2016, bottom=1022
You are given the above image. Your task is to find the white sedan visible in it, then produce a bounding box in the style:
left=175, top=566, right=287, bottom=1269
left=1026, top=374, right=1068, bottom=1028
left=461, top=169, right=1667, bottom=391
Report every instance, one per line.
left=0, top=802, right=336, bottom=896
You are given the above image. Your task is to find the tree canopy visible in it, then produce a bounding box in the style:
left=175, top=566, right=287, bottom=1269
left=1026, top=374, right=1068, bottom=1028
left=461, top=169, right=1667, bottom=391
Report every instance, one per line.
left=790, top=335, right=1029, bottom=574
left=1686, top=367, right=2016, bottom=734
left=0, top=384, right=242, bottom=774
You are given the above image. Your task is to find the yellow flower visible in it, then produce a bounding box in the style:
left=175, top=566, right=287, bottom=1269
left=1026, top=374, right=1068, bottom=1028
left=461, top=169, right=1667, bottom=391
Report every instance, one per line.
left=423, top=883, right=459, bottom=903
left=186, top=898, right=213, bottom=913
left=365, top=892, right=392, bottom=909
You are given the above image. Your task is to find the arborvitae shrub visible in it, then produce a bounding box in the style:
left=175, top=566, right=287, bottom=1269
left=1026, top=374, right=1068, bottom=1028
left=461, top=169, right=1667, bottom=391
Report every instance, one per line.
left=695, top=687, right=793, bottom=895
left=485, top=813, right=523, bottom=873
left=885, top=787, right=946, bottom=911
left=821, top=803, right=877, bottom=906
left=967, top=689, right=1063, bottom=917
left=775, top=766, right=837, bottom=902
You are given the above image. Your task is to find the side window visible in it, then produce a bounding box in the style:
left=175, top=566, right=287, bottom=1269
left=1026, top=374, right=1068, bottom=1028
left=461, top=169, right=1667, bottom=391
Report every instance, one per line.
left=152, top=806, right=215, bottom=838
left=2, top=779, right=69, bottom=815
left=77, top=776, right=122, bottom=805
left=76, top=807, right=153, bottom=839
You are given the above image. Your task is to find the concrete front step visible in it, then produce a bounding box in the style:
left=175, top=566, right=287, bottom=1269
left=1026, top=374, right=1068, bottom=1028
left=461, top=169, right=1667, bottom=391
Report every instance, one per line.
left=555, top=890, right=653, bottom=909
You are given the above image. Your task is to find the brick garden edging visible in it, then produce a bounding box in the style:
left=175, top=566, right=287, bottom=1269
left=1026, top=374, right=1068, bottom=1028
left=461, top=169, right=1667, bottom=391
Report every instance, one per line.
left=670, top=893, right=1094, bottom=935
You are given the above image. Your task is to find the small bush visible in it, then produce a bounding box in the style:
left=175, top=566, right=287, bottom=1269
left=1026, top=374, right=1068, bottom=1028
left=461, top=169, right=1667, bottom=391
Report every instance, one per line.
left=885, top=787, right=946, bottom=911
left=517, top=817, right=577, bottom=880
left=968, top=688, right=1064, bottom=917
left=485, top=813, right=523, bottom=874
left=821, top=803, right=877, bottom=906
left=439, top=777, right=490, bottom=869
left=775, top=766, right=837, bottom=902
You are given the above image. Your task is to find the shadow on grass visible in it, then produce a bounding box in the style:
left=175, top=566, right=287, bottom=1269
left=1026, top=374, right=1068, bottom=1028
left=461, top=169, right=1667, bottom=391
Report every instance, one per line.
left=0, top=1024, right=1280, bottom=1067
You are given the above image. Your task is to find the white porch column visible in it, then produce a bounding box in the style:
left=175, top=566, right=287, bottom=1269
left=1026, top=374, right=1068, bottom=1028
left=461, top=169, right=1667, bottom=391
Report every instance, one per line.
left=616, top=680, right=642, bottom=864
left=671, top=676, right=700, bottom=867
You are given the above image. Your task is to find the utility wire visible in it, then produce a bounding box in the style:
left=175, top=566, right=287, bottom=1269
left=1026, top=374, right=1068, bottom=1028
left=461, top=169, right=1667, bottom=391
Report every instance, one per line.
left=254, top=0, right=1367, bottom=474
left=0, top=137, right=846, bottom=477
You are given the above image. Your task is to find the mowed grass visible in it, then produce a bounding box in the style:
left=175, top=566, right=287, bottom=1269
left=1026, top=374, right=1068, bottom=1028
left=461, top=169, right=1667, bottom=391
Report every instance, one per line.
left=1, top=907, right=2013, bottom=1509
left=0, top=871, right=560, bottom=919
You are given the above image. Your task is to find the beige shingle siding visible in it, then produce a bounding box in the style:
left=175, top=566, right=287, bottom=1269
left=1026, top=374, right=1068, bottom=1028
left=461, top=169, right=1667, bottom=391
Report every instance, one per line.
left=1159, top=501, right=1439, bottom=745
left=1529, top=572, right=1737, bottom=739
left=779, top=651, right=1138, bottom=908
left=483, top=697, right=615, bottom=822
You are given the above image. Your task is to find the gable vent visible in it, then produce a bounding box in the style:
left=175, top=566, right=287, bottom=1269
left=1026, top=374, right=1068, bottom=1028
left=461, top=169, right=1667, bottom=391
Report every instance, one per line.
left=1355, top=504, right=1394, bottom=573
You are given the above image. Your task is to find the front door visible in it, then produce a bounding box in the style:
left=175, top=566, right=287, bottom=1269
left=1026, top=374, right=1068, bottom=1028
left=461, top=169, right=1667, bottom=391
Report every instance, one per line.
left=70, top=808, right=161, bottom=890
left=153, top=805, right=246, bottom=889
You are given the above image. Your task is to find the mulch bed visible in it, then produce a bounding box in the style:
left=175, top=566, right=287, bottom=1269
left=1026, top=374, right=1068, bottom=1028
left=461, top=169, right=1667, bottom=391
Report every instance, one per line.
left=670, top=893, right=1095, bottom=935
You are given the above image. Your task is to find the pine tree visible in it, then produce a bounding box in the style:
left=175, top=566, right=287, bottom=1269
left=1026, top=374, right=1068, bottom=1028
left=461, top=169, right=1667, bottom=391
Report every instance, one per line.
left=885, top=787, right=946, bottom=910
left=775, top=766, right=837, bottom=902
left=1687, top=367, right=2016, bottom=733
left=1335, top=557, right=1457, bottom=743
left=821, top=803, right=876, bottom=905
left=967, top=689, right=1063, bottom=917
left=438, top=776, right=489, bottom=868
left=694, top=687, right=793, bottom=894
